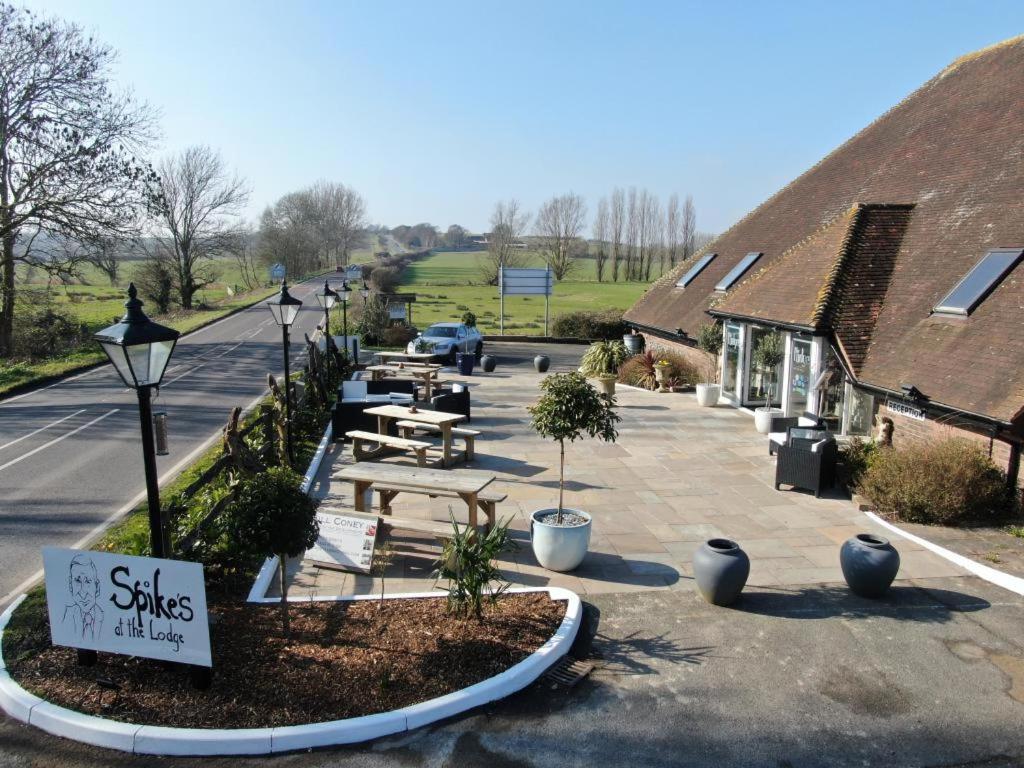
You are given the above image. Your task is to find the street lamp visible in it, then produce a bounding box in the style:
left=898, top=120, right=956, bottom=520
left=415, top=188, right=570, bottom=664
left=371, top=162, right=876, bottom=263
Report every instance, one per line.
left=94, top=283, right=180, bottom=558
left=338, top=281, right=352, bottom=358
left=315, top=280, right=339, bottom=378
left=266, top=280, right=303, bottom=465
left=360, top=281, right=370, bottom=303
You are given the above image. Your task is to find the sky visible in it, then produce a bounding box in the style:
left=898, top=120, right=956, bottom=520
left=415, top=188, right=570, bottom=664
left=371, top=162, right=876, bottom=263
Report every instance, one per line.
left=20, top=0, right=1024, bottom=236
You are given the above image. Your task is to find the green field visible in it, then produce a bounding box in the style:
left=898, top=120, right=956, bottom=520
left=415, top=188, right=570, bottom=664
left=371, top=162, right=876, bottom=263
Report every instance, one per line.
left=399, top=250, right=654, bottom=335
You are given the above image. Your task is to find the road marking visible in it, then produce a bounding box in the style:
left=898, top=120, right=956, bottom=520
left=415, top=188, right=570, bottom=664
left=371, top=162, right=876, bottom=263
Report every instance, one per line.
left=216, top=341, right=245, bottom=357
left=0, top=409, right=120, bottom=474
left=0, top=366, right=109, bottom=406
left=162, top=363, right=206, bottom=387
left=0, top=409, right=88, bottom=453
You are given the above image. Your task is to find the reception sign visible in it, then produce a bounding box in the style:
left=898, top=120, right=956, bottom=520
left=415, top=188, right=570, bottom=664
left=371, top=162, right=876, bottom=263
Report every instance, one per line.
left=305, top=511, right=378, bottom=573
left=42, top=547, right=211, bottom=667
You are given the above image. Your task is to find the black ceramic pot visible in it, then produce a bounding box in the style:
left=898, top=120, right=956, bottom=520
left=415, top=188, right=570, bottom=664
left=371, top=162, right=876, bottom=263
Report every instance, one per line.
left=840, top=533, right=900, bottom=598
left=481, top=354, right=497, bottom=373
left=534, top=355, right=550, bottom=373
left=693, top=538, right=750, bottom=606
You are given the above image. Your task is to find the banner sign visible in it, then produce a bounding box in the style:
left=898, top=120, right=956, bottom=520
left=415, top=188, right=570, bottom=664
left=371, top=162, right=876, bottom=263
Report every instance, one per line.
left=42, top=547, right=212, bottom=667
left=305, top=511, right=378, bottom=573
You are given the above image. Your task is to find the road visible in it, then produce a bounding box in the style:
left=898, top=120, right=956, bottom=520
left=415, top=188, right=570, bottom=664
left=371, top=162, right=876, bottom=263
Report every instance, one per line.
left=0, top=275, right=338, bottom=607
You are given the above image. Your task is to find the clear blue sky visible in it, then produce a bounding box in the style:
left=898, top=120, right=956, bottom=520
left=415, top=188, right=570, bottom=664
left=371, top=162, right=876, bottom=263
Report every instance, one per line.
left=21, top=0, right=1024, bottom=235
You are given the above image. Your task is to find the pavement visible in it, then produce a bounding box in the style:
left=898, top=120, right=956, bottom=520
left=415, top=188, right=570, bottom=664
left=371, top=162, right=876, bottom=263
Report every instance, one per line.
left=0, top=274, right=336, bottom=608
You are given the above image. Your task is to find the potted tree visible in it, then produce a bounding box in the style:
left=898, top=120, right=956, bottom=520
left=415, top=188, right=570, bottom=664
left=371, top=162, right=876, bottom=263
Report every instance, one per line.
left=528, top=373, right=620, bottom=571
left=752, top=331, right=785, bottom=434
left=579, top=339, right=628, bottom=396
left=695, top=322, right=723, bottom=407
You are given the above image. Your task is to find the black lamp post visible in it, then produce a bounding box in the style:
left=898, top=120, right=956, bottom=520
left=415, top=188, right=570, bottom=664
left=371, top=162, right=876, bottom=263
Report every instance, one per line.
left=266, top=280, right=303, bottom=465
left=338, top=281, right=352, bottom=357
left=360, top=281, right=370, bottom=304
left=315, top=280, right=339, bottom=376
left=94, top=283, right=180, bottom=558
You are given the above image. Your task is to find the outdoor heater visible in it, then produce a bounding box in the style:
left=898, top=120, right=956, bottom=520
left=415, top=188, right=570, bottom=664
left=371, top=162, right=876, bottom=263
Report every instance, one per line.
left=93, top=283, right=180, bottom=558
left=266, top=280, right=303, bottom=465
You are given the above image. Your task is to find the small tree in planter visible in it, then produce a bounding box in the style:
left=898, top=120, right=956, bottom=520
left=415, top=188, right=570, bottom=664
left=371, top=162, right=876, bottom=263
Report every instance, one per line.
left=580, top=340, right=628, bottom=396
left=751, top=331, right=785, bottom=433
left=461, top=310, right=477, bottom=328
left=527, top=373, right=620, bottom=571
left=226, top=466, right=319, bottom=637
left=695, top=322, right=723, bottom=406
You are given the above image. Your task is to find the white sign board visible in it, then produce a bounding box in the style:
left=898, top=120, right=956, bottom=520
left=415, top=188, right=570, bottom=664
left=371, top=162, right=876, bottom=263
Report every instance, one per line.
left=305, top=511, right=378, bottom=573
left=886, top=399, right=926, bottom=421
left=269, top=263, right=286, bottom=281
left=42, top=547, right=211, bottom=667
left=387, top=304, right=407, bottom=320
left=499, top=266, right=554, bottom=335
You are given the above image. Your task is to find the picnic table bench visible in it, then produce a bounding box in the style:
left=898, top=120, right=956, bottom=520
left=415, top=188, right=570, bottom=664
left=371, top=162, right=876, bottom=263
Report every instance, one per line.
left=365, top=364, right=444, bottom=399
left=396, top=420, right=481, bottom=461
left=334, top=462, right=497, bottom=528
left=364, top=404, right=467, bottom=466
left=345, top=430, right=432, bottom=466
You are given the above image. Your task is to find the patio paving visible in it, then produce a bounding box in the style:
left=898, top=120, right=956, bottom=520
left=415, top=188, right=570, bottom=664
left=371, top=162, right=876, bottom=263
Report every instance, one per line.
left=282, top=342, right=965, bottom=599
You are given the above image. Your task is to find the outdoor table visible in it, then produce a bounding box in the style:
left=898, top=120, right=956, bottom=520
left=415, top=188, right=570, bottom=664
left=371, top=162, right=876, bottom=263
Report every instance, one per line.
left=333, top=462, right=495, bottom=527
left=373, top=350, right=437, bottom=365
left=365, top=364, right=444, bottom=399
left=363, top=404, right=466, bottom=466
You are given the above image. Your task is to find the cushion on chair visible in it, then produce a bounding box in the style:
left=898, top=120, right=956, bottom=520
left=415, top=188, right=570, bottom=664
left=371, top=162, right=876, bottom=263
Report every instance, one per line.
left=342, top=380, right=367, bottom=400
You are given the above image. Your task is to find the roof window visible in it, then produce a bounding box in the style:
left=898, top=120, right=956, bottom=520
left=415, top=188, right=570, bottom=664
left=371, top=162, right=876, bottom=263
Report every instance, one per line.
left=933, top=248, right=1023, bottom=316
left=675, top=253, right=716, bottom=288
left=714, top=252, right=762, bottom=291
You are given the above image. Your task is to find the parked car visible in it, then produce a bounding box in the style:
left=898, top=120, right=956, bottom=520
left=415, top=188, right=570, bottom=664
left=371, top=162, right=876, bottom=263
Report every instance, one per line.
left=407, top=322, right=483, bottom=363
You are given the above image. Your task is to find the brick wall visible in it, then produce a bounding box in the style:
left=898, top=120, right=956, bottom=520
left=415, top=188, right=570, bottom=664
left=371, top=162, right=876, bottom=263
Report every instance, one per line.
left=637, top=333, right=715, bottom=376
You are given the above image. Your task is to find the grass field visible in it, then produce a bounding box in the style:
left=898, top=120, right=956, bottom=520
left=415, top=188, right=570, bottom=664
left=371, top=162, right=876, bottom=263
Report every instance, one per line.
left=398, top=250, right=655, bottom=335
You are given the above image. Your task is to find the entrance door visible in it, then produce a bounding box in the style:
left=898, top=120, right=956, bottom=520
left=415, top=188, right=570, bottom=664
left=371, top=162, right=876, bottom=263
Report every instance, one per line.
left=744, top=326, right=782, bottom=406
left=787, top=337, right=813, bottom=416
left=722, top=321, right=742, bottom=399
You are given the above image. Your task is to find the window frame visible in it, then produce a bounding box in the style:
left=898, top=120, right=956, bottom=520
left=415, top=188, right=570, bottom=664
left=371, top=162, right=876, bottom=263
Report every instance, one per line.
left=932, top=248, right=1023, bottom=317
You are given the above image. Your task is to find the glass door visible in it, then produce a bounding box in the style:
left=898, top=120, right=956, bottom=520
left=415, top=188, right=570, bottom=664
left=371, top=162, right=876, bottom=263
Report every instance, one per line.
left=722, top=321, right=742, bottom=398
left=787, top=337, right=813, bottom=416
left=744, top=326, right=782, bottom=406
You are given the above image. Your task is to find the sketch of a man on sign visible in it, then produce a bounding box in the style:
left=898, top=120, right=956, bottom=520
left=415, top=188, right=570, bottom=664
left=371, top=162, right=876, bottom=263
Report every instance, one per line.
left=62, top=554, right=104, bottom=640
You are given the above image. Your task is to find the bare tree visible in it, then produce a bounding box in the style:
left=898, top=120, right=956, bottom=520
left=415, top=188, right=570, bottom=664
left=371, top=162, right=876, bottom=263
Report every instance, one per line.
left=0, top=4, right=158, bottom=355
left=680, top=194, right=697, bottom=262
left=593, top=197, right=609, bottom=282
left=306, top=180, right=367, bottom=267
left=232, top=233, right=263, bottom=292
left=536, top=193, right=587, bottom=281
left=666, top=194, right=680, bottom=267
left=258, top=193, right=318, bottom=278
left=151, top=146, right=249, bottom=309
left=624, top=187, right=639, bottom=281
left=610, top=188, right=625, bottom=282
left=479, top=199, right=530, bottom=285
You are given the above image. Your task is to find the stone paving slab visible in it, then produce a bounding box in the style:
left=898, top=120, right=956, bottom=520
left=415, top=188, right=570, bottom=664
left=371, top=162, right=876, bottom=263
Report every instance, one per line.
left=280, top=343, right=967, bottom=600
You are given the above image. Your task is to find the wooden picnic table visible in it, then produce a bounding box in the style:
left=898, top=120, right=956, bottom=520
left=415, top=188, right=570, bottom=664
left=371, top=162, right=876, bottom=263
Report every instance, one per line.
left=333, top=462, right=495, bottom=527
left=373, top=350, right=437, bottom=364
left=363, top=404, right=466, bottom=466
left=365, top=364, right=444, bottom=399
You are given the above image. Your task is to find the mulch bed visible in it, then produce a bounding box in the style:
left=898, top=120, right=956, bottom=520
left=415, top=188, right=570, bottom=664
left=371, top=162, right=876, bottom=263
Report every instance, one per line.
left=3, top=592, right=564, bottom=728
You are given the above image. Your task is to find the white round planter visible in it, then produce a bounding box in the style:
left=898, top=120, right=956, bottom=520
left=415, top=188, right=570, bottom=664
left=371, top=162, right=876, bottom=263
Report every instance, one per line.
left=753, top=407, right=783, bottom=434
left=695, top=383, right=721, bottom=407
left=531, top=508, right=592, bottom=572
left=595, top=375, right=616, bottom=397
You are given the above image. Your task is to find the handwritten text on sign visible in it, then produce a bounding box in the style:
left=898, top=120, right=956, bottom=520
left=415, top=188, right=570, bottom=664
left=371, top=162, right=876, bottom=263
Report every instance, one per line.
left=42, top=547, right=211, bottom=667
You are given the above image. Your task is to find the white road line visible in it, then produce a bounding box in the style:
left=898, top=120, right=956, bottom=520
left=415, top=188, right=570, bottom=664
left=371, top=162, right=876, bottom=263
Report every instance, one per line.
left=0, top=366, right=109, bottom=406
left=162, top=363, right=206, bottom=387
left=0, top=409, right=119, bottom=474
left=216, top=342, right=245, bottom=358
left=0, top=409, right=88, bottom=453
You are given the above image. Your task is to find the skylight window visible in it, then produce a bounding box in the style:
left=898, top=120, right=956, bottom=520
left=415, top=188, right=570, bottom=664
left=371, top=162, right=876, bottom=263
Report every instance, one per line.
left=932, top=248, right=1023, bottom=316
left=675, top=253, right=716, bottom=288
left=714, top=252, right=762, bottom=291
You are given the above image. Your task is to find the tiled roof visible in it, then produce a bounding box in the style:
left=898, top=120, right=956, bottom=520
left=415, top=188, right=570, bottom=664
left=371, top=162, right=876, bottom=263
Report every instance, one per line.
left=624, top=35, right=1024, bottom=425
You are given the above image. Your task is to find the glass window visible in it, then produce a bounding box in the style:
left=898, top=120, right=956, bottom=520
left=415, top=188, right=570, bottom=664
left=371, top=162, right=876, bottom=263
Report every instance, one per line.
left=788, top=337, right=813, bottom=416
left=846, top=387, right=876, bottom=436
left=817, top=348, right=845, bottom=432
left=745, top=326, right=782, bottom=406
left=722, top=321, right=741, bottom=396
left=426, top=325, right=458, bottom=337
left=933, top=248, right=1023, bottom=316
left=675, top=253, right=716, bottom=288
left=715, top=252, right=762, bottom=291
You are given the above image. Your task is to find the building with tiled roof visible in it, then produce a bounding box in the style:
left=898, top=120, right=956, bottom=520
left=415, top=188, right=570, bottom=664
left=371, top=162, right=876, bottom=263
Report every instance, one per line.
left=623, top=36, right=1024, bottom=483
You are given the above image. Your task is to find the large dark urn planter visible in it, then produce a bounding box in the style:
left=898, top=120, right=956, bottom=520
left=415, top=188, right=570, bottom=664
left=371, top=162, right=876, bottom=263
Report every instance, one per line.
left=480, top=354, right=497, bottom=373
left=534, top=354, right=550, bottom=373
left=693, top=538, right=750, bottom=606
left=840, top=533, right=900, bottom=598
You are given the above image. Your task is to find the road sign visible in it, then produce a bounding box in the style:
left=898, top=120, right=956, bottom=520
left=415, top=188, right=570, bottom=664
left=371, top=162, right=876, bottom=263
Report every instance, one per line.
left=499, top=266, right=554, bottom=335
left=43, top=547, right=211, bottom=667
left=269, top=263, right=286, bottom=282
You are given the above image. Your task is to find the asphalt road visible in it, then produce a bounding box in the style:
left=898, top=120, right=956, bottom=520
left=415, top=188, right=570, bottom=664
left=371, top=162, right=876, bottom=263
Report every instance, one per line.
left=0, top=275, right=338, bottom=607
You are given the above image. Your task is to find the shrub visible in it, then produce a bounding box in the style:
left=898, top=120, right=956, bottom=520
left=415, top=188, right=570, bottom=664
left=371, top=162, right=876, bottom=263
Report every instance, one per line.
left=382, top=325, right=416, bottom=347
left=461, top=310, right=476, bottom=327
left=617, top=350, right=700, bottom=390
left=368, top=265, right=400, bottom=293
left=580, top=340, right=629, bottom=376
left=857, top=438, right=1015, bottom=525
left=434, top=511, right=515, bottom=620
left=551, top=309, right=626, bottom=340
left=840, top=437, right=879, bottom=488
left=12, top=301, right=91, bottom=360
left=357, top=294, right=390, bottom=345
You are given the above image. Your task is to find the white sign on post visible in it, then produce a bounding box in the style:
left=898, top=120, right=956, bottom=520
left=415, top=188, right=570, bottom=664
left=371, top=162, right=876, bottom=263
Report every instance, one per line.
left=42, top=547, right=212, bottom=667
left=305, top=511, right=378, bottom=573
left=499, top=266, right=554, bottom=335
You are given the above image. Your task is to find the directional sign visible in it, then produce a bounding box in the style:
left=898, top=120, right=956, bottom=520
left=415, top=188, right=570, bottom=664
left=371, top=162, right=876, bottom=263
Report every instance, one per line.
left=269, top=263, right=286, bottom=282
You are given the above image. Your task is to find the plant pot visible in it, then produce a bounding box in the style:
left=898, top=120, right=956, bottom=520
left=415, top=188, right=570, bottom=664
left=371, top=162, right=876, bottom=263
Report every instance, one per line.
left=623, top=333, right=643, bottom=355
left=753, top=406, right=783, bottom=434
left=695, top=383, right=721, bottom=407
left=693, top=538, right=750, bottom=606
left=480, top=354, right=497, bottom=373
left=534, top=354, right=550, bottom=373
left=595, top=374, right=616, bottom=396
left=840, top=533, right=900, bottom=598
left=654, top=363, right=671, bottom=393
left=530, top=508, right=592, bottom=571
left=456, top=352, right=475, bottom=375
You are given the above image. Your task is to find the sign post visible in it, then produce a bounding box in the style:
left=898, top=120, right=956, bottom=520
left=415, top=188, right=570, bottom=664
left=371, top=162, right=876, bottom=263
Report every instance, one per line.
left=498, top=266, right=554, bottom=336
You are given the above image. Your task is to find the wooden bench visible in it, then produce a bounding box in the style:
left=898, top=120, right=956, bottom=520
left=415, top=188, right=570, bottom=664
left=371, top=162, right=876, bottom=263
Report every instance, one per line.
left=372, top=481, right=506, bottom=528
left=396, top=421, right=481, bottom=460
left=319, top=506, right=466, bottom=543
left=345, top=430, right=432, bottom=467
